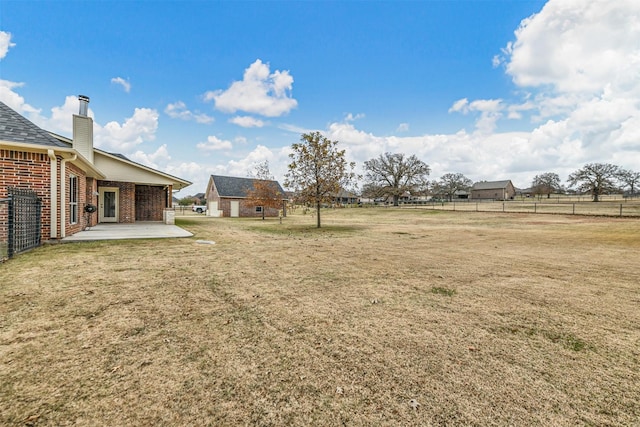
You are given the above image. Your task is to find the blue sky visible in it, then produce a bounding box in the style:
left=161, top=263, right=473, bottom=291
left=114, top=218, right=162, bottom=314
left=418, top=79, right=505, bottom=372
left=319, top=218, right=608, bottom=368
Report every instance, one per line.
left=2, top=0, right=639, bottom=195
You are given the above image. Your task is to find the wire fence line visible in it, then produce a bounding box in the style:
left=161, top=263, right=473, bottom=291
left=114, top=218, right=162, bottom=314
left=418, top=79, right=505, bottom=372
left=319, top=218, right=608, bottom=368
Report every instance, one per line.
left=396, top=199, right=640, bottom=217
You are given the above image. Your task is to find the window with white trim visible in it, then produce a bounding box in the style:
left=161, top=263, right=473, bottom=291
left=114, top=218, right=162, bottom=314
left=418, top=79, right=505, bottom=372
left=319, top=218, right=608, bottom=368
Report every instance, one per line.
left=255, top=206, right=263, bottom=213
left=69, top=175, right=78, bottom=224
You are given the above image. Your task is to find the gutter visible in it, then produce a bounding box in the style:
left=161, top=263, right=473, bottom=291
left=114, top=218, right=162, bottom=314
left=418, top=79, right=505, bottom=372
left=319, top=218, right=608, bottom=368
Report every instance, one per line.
left=47, top=150, right=58, bottom=239
left=60, top=153, right=77, bottom=238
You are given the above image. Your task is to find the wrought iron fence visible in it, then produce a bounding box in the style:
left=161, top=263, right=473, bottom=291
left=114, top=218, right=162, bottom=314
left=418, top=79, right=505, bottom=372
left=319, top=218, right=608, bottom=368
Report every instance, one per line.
left=0, top=188, right=42, bottom=262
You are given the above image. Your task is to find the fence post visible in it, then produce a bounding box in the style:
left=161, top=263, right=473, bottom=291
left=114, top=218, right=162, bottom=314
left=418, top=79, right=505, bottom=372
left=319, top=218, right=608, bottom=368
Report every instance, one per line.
left=620, top=204, right=623, bottom=217
left=502, top=202, right=505, bottom=212
left=572, top=203, right=575, bottom=215
left=534, top=203, right=537, bottom=213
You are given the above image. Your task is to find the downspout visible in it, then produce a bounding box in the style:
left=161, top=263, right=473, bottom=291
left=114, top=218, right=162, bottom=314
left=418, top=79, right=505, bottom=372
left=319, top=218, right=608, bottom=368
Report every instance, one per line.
left=47, top=150, right=58, bottom=239
left=60, top=154, right=77, bottom=238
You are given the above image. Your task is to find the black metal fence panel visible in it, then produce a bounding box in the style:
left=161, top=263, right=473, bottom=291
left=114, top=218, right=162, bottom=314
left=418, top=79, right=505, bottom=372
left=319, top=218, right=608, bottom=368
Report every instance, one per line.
left=1, top=187, right=42, bottom=262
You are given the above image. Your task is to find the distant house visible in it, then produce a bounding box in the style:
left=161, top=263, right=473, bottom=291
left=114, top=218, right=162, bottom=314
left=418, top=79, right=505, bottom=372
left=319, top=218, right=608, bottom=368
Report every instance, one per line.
left=471, top=180, right=516, bottom=200
left=331, top=189, right=359, bottom=206
left=205, top=175, right=287, bottom=217
left=0, top=96, right=191, bottom=240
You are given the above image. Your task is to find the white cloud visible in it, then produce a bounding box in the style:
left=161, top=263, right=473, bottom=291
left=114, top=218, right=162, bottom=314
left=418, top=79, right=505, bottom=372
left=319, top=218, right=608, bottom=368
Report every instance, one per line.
left=111, top=77, right=131, bottom=93
left=165, top=101, right=214, bottom=124
left=229, top=116, right=265, bottom=128
left=95, top=108, right=159, bottom=152
left=0, top=80, right=41, bottom=117
left=129, top=144, right=171, bottom=169
left=505, top=0, right=640, bottom=95
left=449, top=98, right=504, bottom=134
left=396, top=123, right=410, bottom=132
left=204, top=59, right=297, bottom=117
left=0, top=31, right=16, bottom=60
left=345, top=113, right=365, bottom=122
left=196, top=135, right=233, bottom=152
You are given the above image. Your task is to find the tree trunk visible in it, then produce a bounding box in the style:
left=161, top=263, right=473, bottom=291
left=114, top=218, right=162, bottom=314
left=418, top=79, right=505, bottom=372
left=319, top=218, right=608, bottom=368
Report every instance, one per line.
left=393, top=194, right=399, bottom=206
left=316, top=200, right=321, bottom=228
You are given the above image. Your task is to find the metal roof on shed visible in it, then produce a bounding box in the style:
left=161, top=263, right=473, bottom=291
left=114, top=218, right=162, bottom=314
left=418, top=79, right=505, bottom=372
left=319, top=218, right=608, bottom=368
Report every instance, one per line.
left=472, top=180, right=512, bottom=190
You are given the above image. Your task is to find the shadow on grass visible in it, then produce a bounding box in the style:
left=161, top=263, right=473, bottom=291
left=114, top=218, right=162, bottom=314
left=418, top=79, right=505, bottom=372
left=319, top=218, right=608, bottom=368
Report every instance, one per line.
left=249, top=223, right=366, bottom=236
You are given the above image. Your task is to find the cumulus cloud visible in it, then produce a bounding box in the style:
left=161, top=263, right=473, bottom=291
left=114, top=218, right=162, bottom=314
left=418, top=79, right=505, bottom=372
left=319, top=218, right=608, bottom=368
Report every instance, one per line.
left=165, top=101, right=214, bottom=124
left=95, top=108, right=159, bottom=152
left=0, top=31, right=16, bottom=60
left=0, top=80, right=41, bottom=117
left=203, top=59, right=297, bottom=117
left=111, top=77, right=131, bottom=93
left=505, top=0, right=640, bottom=95
left=435, top=0, right=640, bottom=185
left=196, top=135, right=233, bottom=152
left=449, top=98, right=504, bottom=134
left=129, top=144, right=171, bottom=169
left=229, top=116, right=265, bottom=128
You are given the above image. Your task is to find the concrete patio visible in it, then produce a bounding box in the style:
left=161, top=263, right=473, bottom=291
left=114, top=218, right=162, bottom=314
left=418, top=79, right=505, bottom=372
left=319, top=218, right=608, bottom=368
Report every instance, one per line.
left=62, top=222, right=193, bottom=242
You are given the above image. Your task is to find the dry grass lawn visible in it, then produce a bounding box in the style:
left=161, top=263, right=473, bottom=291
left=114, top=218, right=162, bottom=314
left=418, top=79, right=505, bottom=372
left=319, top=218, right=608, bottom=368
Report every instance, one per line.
left=1, top=209, right=639, bottom=426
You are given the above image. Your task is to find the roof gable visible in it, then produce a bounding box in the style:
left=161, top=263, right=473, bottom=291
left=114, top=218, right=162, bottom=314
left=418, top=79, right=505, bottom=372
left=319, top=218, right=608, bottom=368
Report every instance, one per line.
left=0, top=102, right=67, bottom=148
left=210, top=175, right=286, bottom=198
left=472, top=180, right=513, bottom=190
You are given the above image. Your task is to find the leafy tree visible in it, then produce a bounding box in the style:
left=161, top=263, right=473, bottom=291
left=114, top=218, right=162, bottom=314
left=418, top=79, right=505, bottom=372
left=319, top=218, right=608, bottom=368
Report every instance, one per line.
left=363, top=152, right=430, bottom=206
left=245, top=161, right=284, bottom=220
left=284, top=131, right=356, bottom=228
left=178, top=196, right=197, bottom=206
left=618, top=168, right=640, bottom=196
left=567, top=163, right=620, bottom=202
left=532, top=172, right=562, bottom=199
left=433, top=173, right=473, bottom=201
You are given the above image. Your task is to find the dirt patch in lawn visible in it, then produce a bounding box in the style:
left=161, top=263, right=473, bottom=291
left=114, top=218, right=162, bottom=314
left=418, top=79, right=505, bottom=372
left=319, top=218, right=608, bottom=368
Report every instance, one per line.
left=1, top=210, right=639, bottom=426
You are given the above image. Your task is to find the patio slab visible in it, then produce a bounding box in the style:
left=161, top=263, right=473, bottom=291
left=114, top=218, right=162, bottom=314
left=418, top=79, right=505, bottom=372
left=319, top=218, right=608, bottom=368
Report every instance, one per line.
left=62, top=222, right=193, bottom=241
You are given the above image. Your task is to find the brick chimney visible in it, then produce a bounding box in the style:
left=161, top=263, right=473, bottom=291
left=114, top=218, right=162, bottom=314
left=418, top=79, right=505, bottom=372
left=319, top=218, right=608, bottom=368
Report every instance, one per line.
left=72, top=95, right=94, bottom=163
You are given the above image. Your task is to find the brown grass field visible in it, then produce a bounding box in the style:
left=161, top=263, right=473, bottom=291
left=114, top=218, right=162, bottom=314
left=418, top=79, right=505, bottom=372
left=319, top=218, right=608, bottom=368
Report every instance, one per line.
left=1, top=209, right=639, bottom=426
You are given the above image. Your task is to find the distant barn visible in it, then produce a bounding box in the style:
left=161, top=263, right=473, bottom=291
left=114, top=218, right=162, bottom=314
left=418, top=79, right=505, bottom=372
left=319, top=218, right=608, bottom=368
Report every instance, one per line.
left=205, top=175, right=287, bottom=218
left=471, top=180, right=516, bottom=200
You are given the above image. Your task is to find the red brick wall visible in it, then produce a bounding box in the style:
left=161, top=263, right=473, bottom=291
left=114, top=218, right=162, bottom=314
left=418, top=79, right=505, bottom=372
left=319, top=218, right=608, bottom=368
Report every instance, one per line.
left=65, top=162, right=88, bottom=236
left=135, top=185, right=167, bottom=221
left=1, top=149, right=53, bottom=239
left=85, top=178, right=98, bottom=227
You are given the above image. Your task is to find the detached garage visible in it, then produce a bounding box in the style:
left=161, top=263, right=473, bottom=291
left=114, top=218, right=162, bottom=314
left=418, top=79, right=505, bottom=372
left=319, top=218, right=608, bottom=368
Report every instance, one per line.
left=205, top=175, right=287, bottom=218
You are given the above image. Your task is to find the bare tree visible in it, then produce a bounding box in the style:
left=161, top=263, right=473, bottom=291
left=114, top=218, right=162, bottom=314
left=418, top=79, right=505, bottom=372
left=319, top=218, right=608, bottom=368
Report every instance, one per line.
left=433, top=173, right=473, bottom=201
left=618, top=168, right=640, bottom=197
left=532, top=172, right=562, bottom=199
left=284, top=132, right=356, bottom=228
left=567, top=163, right=620, bottom=202
left=363, top=152, right=430, bottom=206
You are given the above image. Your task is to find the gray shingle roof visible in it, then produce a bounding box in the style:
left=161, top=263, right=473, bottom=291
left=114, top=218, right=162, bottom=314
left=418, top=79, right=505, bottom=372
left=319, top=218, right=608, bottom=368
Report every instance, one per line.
left=211, top=175, right=286, bottom=198
left=472, top=180, right=512, bottom=190
left=0, top=101, right=68, bottom=148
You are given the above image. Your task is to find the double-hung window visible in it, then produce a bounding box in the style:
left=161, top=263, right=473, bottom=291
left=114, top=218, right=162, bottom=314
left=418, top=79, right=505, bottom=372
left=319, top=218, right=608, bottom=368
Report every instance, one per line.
left=69, top=175, right=78, bottom=224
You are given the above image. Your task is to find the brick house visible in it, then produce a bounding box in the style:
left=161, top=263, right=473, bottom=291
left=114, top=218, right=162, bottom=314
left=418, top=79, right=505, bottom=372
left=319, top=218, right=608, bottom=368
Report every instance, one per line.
left=0, top=96, right=191, bottom=240
left=470, top=180, right=516, bottom=200
left=205, top=175, right=287, bottom=217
